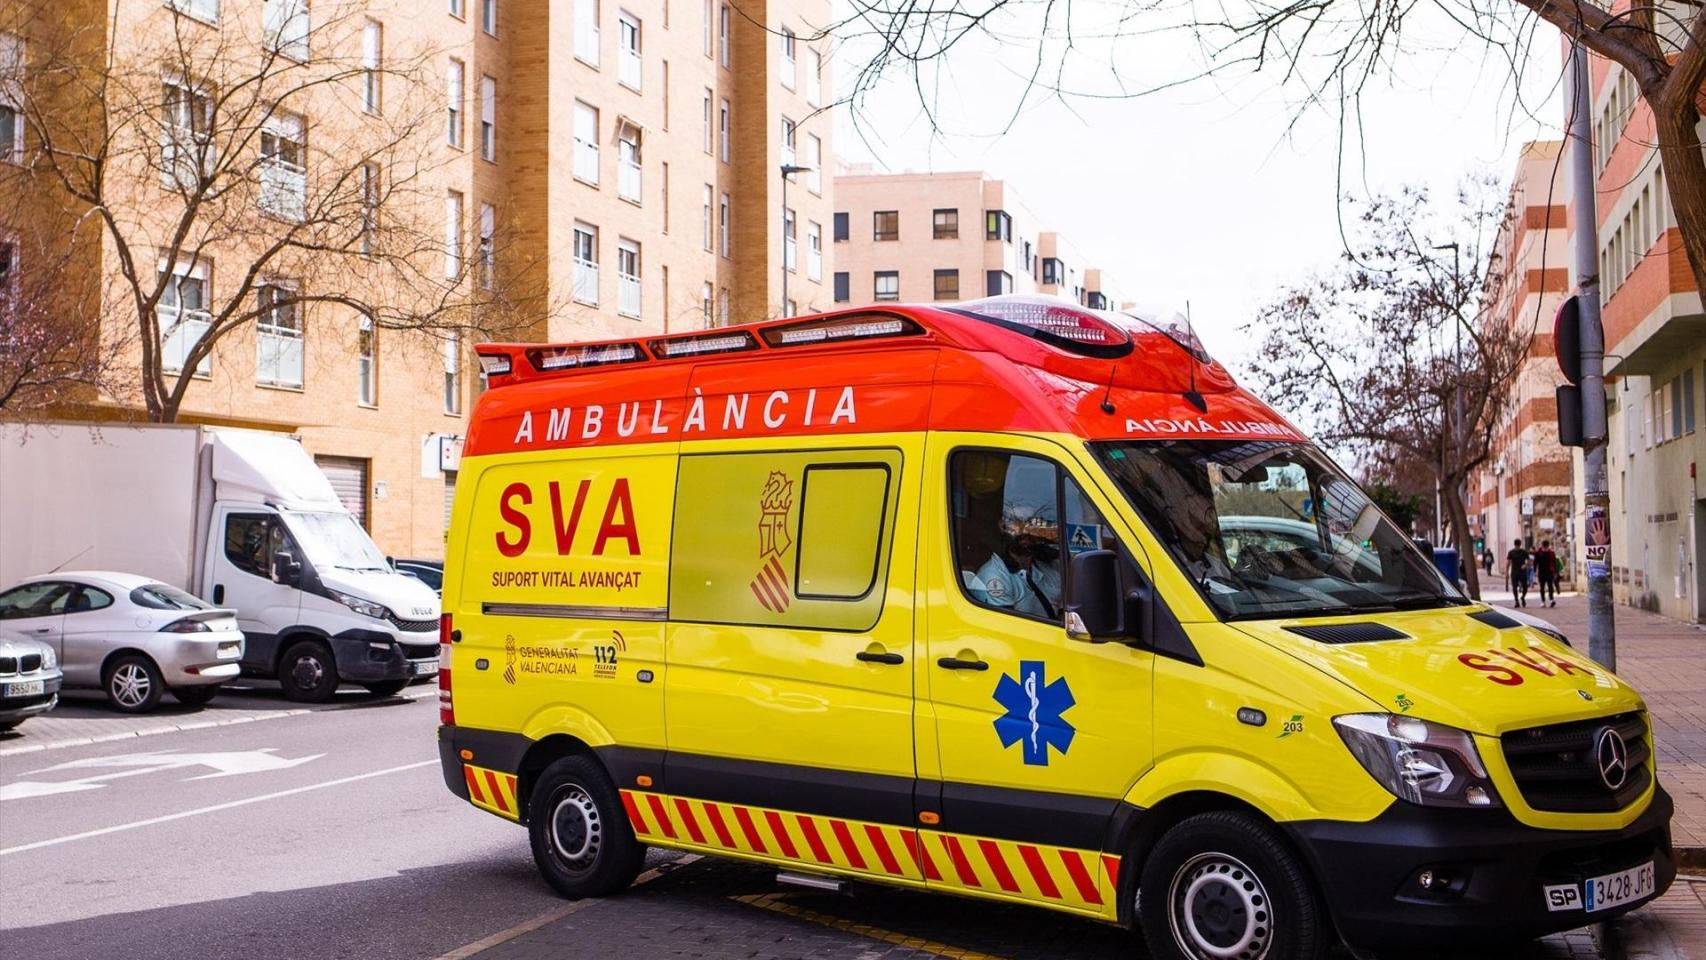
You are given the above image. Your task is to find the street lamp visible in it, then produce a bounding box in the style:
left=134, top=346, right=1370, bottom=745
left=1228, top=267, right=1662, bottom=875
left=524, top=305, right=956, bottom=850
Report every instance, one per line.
left=780, top=163, right=812, bottom=317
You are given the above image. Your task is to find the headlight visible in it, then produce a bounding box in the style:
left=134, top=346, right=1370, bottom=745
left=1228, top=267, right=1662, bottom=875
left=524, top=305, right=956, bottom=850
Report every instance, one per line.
left=1334, top=714, right=1501, bottom=808
left=40, top=647, right=57, bottom=670
left=328, top=589, right=387, bottom=620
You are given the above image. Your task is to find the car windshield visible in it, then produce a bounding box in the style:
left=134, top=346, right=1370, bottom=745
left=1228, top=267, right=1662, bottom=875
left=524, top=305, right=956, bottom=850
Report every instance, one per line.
left=130, top=584, right=211, bottom=610
left=281, top=511, right=390, bottom=571
left=1091, top=439, right=1462, bottom=621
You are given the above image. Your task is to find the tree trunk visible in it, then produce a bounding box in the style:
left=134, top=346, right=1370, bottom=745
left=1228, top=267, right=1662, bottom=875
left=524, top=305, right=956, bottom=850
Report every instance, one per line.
left=1651, top=91, right=1706, bottom=298
left=1443, top=478, right=1481, bottom=600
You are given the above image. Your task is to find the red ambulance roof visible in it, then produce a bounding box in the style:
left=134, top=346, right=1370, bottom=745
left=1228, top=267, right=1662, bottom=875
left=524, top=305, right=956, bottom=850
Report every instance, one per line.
left=464, top=297, right=1305, bottom=458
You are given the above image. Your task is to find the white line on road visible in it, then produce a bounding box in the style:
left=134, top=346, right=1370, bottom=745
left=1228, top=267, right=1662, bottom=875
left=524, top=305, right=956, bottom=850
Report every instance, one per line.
left=0, top=758, right=437, bottom=856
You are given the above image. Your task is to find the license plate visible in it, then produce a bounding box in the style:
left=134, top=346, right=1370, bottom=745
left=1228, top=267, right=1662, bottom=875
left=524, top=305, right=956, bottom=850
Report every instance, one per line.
left=1549, top=861, right=1656, bottom=913
left=4, top=680, right=44, bottom=697
left=413, top=659, right=439, bottom=676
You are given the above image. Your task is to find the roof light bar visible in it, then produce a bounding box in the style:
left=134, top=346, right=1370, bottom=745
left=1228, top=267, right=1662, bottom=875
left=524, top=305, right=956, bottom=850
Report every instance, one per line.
left=527, top=342, right=644, bottom=372
left=648, top=331, right=760, bottom=359
left=476, top=352, right=513, bottom=377
left=949, top=296, right=1133, bottom=359
left=761, top=315, right=921, bottom=348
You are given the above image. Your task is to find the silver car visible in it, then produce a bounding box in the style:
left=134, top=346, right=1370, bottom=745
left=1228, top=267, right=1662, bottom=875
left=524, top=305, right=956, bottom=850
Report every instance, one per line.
left=0, top=572, right=244, bottom=713
left=0, top=636, right=62, bottom=731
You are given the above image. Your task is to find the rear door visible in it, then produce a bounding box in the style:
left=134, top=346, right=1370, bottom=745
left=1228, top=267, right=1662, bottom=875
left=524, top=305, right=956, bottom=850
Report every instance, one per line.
left=661, top=437, right=922, bottom=880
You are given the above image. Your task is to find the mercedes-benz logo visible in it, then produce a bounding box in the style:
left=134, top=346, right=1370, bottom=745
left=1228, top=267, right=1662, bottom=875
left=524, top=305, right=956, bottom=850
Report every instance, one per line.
left=1594, top=727, right=1629, bottom=791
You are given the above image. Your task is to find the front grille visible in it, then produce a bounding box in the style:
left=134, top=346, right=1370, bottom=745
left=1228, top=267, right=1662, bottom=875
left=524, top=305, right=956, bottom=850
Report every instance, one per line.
left=387, top=613, right=438, bottom=633
left=400, top=642, right=439, bottom=660
left=0, top=656, right=14, bottom=675
left=1501, top=712, right=1650, bottom=813
left=19, top=653, right=41, bottom=673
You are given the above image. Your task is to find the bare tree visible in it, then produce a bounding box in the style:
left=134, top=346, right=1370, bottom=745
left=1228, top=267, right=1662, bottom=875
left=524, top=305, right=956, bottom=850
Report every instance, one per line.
left=1245, top=178, right=1528, bottom=599
left=4, top=0, right=545, bottom=423
left=0, top=225, right=130, bottom=415
left=825, top=0, right=1706, bottom=294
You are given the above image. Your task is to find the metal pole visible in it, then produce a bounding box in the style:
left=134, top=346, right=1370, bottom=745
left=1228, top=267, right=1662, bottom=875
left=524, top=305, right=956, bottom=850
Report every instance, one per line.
left=1567, top=41, right=1616, bottom=669
left=780, top=168, right=790, bottom=317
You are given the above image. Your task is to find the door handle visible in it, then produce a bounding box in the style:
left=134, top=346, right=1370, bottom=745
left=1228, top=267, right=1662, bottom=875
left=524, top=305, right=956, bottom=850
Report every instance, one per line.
left=936, top=656, right=988, bottom=671
left=26, top=627, right=52, bottom=634
left=856, top=650, right=904, bottom=665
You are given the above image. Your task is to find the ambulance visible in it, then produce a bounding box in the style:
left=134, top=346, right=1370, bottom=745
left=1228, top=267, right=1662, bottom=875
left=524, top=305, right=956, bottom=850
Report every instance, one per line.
left=436, top=296, right=1674, bottom=960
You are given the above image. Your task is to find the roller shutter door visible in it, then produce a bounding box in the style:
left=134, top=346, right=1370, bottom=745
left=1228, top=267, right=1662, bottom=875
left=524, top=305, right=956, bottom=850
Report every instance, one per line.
left=315, top=455, right=370, bottom=530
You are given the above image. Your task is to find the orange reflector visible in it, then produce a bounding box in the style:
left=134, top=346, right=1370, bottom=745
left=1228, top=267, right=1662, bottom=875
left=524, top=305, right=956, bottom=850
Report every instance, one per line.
left=459, top=749, right=473, bottom=761
left=918, top=811, right=941, bottom=826
left=636, top=775, right=654, bottom=787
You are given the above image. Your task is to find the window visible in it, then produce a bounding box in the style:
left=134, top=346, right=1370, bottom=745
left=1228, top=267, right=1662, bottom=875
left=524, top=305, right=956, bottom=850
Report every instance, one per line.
left=702, top=281, right=714, bottom=322
left=986, top=209, right=1011, bottom=242
left=449, top=0, right=464, bottom=17
left=224, top=515, right=293, bottom=581
left=443, top=331, right=461, bottom=414
left=166, top=0, right=220, bottom=24
left=718, top=98, right=730, bottom=162
left=782, top=206, right=796, bottom=271
left=617, top=238, right=641, bottom=317
left=255, top=282, right=303, bottom=387
left=258, top=109, right=306, bottom=220
left=833, top=212, right=848, bottom=242
left=986, top=270, right=1012, bottom=296
left=702, top=0, right=713, bottom=56
left=702, top=184, right=713, bottom=250
left=832, top=271, right=849, bottom=302
left=873, top=210, right=898, bottom=242
left=1042, top=257, right=1063, bottom=285
left=479, top=75, right=496, bottom=160
left=359, top=162, right=379, bottom=256
left=482, top=0, right=497, bottom=34
left=573, top=100, right=599, bottom=183
left=444, top=190, right=463, bottom=278
left=661, top=160, right=670, bottom=230
left=661, top=60, right=670, bottom=127
left=671, top=450, right=900, bottom=630
left=0, top=240, right=13, bottom=317
left=263, top=0, right=310, bottom=59
left=806, top=134, right=821, bottom=193
left=573, top=222, right=598, bottom=304
left=933, top=208, right=958, bottom=239
left=780, top=116, right=795, bottom=166
left=446, top=58, right=464, bottom=147
left=158, top=261, right=211, bottom=376
left=0, top=33, right=19, bottom=162
left=873, top=271, right=898, bottom=301
left=807, top=48, right=822, bottom=107
left=717, top=286, right=729, bottom=324
left=933, top=269, right=958, bottom=301
left=478, top=202, right=495, bottom=289
left=161, top=78, right=213, bottom=189
left=1684, top=368, right=1697, bottom=435
left=806, top=221, right=821, bottom=281
left=576, top=0, right=600, bottom=65
left=718, top=4, right=730, bottom=67
left=361, top=20, right=382, bottom=113
left=618, top=12, right=642, bottom=89
left=357, top=312, right=376, bottom=405
left=719, top=192, right=730, bottom=257
left=618, top=124, right=641, bottom=201
left=780, top=27, right=796, bottom=89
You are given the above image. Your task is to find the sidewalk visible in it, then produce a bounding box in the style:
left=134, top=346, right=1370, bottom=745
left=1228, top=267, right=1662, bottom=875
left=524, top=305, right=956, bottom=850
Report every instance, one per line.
left=1483, top=590, right=1706, bottom=857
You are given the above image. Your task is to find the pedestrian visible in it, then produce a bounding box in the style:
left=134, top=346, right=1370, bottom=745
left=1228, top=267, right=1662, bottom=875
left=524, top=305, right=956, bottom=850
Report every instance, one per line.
left=1482, top=548, right=1495, bottom=575
left=1534, top=539, right=1560, bottom=607
left=1507, top=538, right=1530, bottom=607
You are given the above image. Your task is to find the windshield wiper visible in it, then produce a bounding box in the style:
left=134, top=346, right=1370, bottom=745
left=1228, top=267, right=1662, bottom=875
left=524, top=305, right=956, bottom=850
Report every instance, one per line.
left=1386, top=594, right=1470, bottom=610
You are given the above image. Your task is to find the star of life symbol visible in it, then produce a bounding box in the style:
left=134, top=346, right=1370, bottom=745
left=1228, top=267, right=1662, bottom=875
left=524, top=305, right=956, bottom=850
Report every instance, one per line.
left=750, top=471, right=795, bottom=613
left=992, top=660, right=1075, bottom=766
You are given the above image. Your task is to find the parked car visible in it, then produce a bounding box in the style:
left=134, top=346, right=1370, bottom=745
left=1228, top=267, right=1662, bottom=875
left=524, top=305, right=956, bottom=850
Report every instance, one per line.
left=0, top=636, right=62, bottom=731
left=392, top=559, right=444, bottom=595
left=0, top=572, right=244, bottom=713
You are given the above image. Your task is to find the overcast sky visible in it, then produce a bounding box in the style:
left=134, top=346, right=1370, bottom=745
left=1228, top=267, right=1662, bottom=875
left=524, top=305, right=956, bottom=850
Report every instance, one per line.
left=830, top=5, right=1571, bottom=376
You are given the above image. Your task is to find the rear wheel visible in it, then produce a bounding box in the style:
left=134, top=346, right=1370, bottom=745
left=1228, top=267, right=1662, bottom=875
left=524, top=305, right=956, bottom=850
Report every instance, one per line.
left=278, top=640, right=339, bottom=703
left=105, top=654, right=165, bottom=713
left=171, top=685, right=219, bottom=707
left=527, top=755, right=645, bottom=900
left=364, top=679, right=409, bottom=697
left=1138, top=811, right=1326, bottom=960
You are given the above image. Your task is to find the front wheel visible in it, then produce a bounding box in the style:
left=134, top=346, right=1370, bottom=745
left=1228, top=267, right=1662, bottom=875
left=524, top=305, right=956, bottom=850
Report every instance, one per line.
left=527, top=755, right=645, bottom=900
left=1138, top=811, right=1326, bottom=960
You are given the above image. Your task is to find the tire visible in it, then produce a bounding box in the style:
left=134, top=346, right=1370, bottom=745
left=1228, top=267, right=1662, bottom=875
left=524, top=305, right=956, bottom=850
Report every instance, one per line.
left=171, top=685, right=220, bottom=707
left=1138, top=811, right=1326, bottom=960
left=278, top=640, right=339, bottom=703
left=105, top=654, right=165, bottom=713
left=364, top=679, right=409, bottom=697
left=527, top=755, right=645, bottom=900
left=0, top=720, right=19, bottom=733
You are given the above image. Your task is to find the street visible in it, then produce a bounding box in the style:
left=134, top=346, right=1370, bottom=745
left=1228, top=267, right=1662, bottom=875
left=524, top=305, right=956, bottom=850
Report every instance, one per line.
left=2, top=677, right=1699, bottom=960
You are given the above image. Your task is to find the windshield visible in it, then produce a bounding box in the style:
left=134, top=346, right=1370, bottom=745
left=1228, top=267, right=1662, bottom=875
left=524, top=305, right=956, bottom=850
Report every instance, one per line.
left=280, top=511, right=390, bottom=572
left=1092, top=439, right=1462, bottom=620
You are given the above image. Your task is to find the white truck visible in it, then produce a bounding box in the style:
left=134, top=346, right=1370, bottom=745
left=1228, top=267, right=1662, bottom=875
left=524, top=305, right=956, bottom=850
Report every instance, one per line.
left=0, top=422, right=441, bottom=701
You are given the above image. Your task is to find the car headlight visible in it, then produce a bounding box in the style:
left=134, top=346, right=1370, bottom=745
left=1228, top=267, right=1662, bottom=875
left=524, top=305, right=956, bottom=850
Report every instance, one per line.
left=328, top=589, right=387, bottom=620
left=40, top=647, right=57, bottom=670
left=1334, top=714, right=1501, bottom=808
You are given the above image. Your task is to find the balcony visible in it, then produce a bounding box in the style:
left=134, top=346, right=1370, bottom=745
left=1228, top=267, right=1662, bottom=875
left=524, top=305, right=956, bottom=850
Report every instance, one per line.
left=619, top=158, right=642, bottom=203
left=619, top=48, right=642, bottom=90
left=159, top=309, right=211, bottom=375
left=257, top=328, right=304, bottom=387
left=259, top=160, right=307, bottom=221
left=573, top=259, right=599, bottom=304
left=618, top=273, right=641, bottom=317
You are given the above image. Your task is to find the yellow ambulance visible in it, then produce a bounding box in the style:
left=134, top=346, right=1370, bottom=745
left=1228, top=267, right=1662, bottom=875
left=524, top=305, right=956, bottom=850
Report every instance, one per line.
left=437, top=297, right=1674, bottom=960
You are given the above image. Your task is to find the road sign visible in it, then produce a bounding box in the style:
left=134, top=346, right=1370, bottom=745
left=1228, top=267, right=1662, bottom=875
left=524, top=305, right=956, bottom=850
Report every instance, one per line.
left=0, top=749, right=324, bottom=801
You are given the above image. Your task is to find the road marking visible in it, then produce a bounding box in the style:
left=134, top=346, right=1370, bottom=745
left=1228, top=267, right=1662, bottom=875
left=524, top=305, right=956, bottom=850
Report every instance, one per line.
left=429, top=854, right=703, bottom=960
left=732, top=892, right=1012, bottom=960
left=2, top=748, right=325, bottom=801
left=0, top=759, right=435, bottom=856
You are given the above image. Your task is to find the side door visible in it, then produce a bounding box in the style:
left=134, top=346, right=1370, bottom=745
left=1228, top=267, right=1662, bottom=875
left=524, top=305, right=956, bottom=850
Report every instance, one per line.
left=920, top=434, right=1154, bottom=914
left=208, top=509, right=302, bottom=671
left=58, top=583, right=118, bottom=686
left=0, top=581, right=72, bottom=665
left=662, top=440, right=922, bottom=880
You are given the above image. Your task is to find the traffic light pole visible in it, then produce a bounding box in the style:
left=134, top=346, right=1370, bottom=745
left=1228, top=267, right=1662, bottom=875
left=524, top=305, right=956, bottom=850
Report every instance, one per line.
left=1567, top=42, right=1617, bottom=670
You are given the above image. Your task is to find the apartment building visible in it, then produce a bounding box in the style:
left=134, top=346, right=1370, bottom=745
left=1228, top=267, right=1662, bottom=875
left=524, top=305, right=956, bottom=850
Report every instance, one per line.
left=0, top=0, right=831, bottom=559
left=1578, top=55, right=1705, bottom=620
left=831, top=169, right=1123, bottom=309
left=1466, top=141, right=1575, bottom=580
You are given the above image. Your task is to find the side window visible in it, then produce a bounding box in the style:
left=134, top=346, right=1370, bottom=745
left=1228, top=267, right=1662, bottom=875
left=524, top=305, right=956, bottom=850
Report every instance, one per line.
left=0, top=582, right=74, bottom=620
left=672, top=449, right=901, bottom=630
left=225, top=514, right=287, bottom=580
left=66, top=586, right=114, bottom=614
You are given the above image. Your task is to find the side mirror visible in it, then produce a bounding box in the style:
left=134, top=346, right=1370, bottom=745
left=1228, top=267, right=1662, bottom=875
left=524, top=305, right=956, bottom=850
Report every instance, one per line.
left=1065, top=549, right=1124, bottom=641
left=271, top=552, right=303, bottom=586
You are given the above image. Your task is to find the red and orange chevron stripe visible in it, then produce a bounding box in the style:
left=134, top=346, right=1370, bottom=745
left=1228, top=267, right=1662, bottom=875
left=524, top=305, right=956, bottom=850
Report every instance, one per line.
left=465, top=764, right=521, bottom=821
